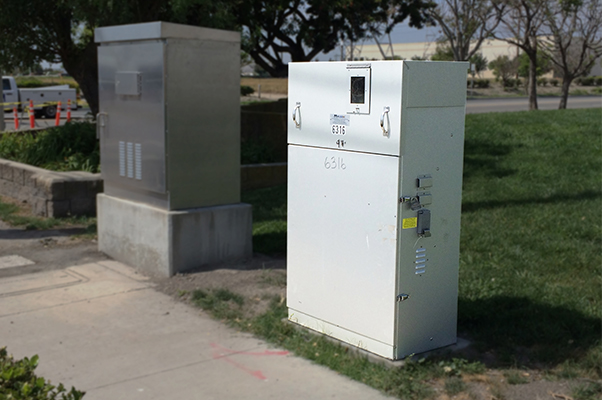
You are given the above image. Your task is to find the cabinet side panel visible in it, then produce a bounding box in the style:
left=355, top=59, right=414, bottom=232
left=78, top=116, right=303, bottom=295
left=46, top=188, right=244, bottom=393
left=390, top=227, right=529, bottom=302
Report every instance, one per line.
left=287, top=145, right=398, bottom=346
left=395, top=106, right=466, bottom=357
left=166, top=38, right=240, bottom=209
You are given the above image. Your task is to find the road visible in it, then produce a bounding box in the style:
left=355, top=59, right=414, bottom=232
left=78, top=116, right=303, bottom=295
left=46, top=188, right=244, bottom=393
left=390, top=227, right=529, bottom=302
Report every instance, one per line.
left=466, top=95, right=601, bottom=114
left=1, top=96, right=600, bottom=131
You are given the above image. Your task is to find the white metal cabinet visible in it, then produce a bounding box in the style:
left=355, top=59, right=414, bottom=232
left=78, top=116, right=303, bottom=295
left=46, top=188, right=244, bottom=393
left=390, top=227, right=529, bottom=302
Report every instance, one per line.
left=287, top=60, right=468, bottom=359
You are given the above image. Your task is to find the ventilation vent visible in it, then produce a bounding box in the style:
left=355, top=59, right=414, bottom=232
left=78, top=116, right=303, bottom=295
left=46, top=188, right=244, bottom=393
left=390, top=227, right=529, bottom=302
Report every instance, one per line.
left=135, top=143, right=142, bottom=180
left=119, top=141, right=125, bottom=177
left=415, top=247, right=426, bottom=275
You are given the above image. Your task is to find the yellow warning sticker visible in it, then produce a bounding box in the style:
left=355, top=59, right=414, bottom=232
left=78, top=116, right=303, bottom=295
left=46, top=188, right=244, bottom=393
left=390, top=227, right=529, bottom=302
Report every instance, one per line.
left=402, top=217, right=418, bottom=229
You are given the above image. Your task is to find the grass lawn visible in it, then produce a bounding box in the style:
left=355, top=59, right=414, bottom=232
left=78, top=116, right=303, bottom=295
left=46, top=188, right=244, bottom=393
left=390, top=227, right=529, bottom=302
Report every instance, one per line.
left=237, top=108, right=601, bottom=399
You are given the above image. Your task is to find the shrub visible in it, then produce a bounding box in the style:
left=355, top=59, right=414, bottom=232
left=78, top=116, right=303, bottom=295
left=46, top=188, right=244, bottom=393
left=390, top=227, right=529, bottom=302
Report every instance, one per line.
left=503, top=78, right=522, bottom=88
left=0, top=347, right=85, bottom=399
left=240, top=85, right=255, bottom=96
left=577, top=76, right=602, bottom=86
left=550, top=78, right=559, bottom=87
left=0, top=122, right=99, bottom=172
left=537, top=77, right=548, bottom=86
left=476, top=79, right=490, bottom=88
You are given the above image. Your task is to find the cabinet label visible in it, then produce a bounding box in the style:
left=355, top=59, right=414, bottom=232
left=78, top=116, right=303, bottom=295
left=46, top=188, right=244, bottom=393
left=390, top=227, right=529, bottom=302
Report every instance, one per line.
left=329, top=114, right=349, bottom=126
left=402, top=217, right=418, bottom=229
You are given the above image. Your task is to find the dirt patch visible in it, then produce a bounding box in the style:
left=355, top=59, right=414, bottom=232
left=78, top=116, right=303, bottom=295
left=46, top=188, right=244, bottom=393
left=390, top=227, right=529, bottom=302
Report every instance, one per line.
left=152, top=254, right=286, bottom=319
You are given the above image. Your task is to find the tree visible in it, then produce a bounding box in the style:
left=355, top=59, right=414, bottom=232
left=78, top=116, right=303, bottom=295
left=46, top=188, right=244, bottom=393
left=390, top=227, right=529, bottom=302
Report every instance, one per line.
left=236, top=0, right=436, bottom=77
left=493, top=0, right=547, bottom=110
left=0, top=0, right=233, bottom=116
left=517, top=51, right=550, bottom=81
left=488, top=54, right=519, bottom=86
left=431, top=41, right=455, bottom=60
left=427, top=0, right=505, bottom=61
left=540, top=0, right=602, bottom=109
left=470, top=52, right=488, bottom=76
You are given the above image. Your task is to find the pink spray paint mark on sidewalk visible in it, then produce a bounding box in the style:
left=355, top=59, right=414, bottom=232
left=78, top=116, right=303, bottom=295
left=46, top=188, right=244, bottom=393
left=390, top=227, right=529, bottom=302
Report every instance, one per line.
left=210, top=343, right=289, bottom=381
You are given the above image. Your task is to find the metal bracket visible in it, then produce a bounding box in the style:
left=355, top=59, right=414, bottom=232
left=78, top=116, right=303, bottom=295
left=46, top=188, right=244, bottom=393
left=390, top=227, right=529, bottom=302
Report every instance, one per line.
left=396, top=294, right=410, bottom=302
left=400, top=196, right=422, bottom=210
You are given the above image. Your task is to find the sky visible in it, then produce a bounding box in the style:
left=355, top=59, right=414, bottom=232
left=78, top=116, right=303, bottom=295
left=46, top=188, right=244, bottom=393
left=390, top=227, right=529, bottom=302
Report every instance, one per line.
left=315, top=20, right=442, bottom=61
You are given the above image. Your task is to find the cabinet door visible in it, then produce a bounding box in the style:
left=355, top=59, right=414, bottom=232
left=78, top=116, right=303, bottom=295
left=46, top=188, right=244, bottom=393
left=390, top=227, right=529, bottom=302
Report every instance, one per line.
left=288, top=61, right=403, bottom=157
left=287, top=144, right=399, bottom=347
left=98, top=42, right=166, bottom=194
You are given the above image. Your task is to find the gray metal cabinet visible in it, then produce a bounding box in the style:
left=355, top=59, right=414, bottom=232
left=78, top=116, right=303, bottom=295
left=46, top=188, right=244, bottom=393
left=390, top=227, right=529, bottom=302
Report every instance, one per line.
left=287, top=60, right=468, bottom=359
left=95, top=22, right=240, bottom=210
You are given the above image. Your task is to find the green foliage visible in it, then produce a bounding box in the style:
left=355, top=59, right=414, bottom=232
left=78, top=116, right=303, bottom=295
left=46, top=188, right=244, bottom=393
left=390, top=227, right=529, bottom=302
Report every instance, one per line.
left=0, top=122, right=99, bottom=173
left=488, top=55, right=518, bottom=87
left=241, top=139, right=276, bottom=164
left=240, top=85, right=255, bottom=96
left=444, top=377, right=467, bottom=396
left=503, top=370, right=529, bottom=384
left=191, top=289, right=245, bottom=320
left=431, top=42, right=454, bottom=61
left=14, top=77, right=80, bottom=93
left=0, top=347, right=85, bottom=399
left=469, top=52, right=488, bottom=75
left=238, top=0, right=435, bottom=76
left=572, top=381, right=602, bottom=400
left=537, top=77, right=548, bottom=86
left=467, top=78, right=490, bottom=88
left=241, top=185, right=287, bottom=255
left=576, top=76, right=602, bottom=86
left=517, top=52, right=551, bottom=79
left=550, top=78, right=559, bottom=86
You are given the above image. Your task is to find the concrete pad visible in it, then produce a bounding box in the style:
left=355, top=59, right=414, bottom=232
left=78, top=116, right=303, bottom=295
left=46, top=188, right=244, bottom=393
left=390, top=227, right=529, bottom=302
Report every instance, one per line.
left=97, top=194, right=253, bottom=277
left=0, top=255, right=35, bottom=269
left=0, top=261, right=391, bottom=400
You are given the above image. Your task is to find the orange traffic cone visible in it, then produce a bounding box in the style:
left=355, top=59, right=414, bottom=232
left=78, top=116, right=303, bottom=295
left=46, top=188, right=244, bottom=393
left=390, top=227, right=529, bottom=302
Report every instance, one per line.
left=13, top=108, right=19, bottom=130
left=28, top=100, right=35, bottom=129
left=55, top=101, right=62, bottom=127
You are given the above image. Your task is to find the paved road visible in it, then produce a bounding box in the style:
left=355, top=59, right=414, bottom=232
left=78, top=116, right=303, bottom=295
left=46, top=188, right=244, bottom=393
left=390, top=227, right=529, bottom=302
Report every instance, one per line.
left=466, top=95, right=601, bottom=114
left=2, top=96, right=600, bottom=131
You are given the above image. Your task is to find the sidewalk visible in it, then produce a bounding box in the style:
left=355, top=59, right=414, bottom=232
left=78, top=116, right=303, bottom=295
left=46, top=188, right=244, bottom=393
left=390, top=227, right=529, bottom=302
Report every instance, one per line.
left=0, top=260, right=391, bottom=399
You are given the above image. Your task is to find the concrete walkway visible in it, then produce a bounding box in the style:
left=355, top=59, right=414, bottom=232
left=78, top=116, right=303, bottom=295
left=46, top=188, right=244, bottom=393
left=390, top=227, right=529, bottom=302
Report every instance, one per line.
left=0, top=260, right=391, bottom=399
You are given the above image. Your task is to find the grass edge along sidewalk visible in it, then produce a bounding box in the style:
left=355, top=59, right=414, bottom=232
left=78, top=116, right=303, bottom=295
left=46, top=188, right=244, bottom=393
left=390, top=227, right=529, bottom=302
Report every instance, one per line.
left=236, top=108, right=600, bottom=400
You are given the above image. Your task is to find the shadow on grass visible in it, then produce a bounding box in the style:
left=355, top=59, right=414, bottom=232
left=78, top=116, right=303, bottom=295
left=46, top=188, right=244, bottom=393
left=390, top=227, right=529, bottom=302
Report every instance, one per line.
left=253, top=231, right=287, bottom=256
left=462, top=190, right=602, bottom=213
left=458, top=295, right=601, bottom=369
left=463, top=139, right=517, bottom=180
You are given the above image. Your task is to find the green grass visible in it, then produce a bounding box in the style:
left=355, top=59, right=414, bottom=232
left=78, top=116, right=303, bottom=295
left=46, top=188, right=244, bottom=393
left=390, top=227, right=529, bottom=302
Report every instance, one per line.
left=241, top=185, right=287, bottom=255
left=460, top=109, right=601, bottom=374
left=233, top=108, right=601, bottom=398
left=0, top=198, right=97, bottom=232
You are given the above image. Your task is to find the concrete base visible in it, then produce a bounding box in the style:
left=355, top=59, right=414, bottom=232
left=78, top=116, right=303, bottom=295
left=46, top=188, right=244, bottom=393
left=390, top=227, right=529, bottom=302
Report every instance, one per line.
left=97, top=194, right=252, bottom=277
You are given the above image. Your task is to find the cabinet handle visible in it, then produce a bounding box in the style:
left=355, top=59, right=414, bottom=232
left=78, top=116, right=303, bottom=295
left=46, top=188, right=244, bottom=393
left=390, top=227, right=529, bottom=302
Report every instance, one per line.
left=96, top=112, right=108, bottom=139
left=292, top=103, right=301, bottom=128
left=380, top=106, right=390, bottom=136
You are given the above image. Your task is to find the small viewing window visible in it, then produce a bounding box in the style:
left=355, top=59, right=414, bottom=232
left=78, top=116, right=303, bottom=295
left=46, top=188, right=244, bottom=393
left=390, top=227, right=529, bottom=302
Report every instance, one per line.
left=2, top=79, right=11, bottom=91
left=350, top=77, right=365, bottom=104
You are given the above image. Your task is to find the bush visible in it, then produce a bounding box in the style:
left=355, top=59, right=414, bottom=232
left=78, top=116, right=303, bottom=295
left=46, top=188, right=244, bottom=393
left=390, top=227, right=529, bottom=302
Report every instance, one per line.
left=503, top=78, right=522, bottom=88
left=467, top=79, right=490, bottom=88
left=0, top=122, right=99, bottom=173
left=577, top=76, right=602, bottom=86
left=240, top=85, right=255, bottom=96
left=537, top=77, right=548, bottom=86
left=14, top=77, right=80, bottom=94
left=0, top=347, right=85, bottom=399
left=550, top=78, right=559, bottom=87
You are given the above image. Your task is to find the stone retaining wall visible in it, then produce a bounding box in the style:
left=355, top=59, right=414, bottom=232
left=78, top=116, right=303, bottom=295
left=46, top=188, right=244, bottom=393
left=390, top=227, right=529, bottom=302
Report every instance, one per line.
left=0, top=159, right=286, bottom=218
left=0, top=159, right=102, bottom=217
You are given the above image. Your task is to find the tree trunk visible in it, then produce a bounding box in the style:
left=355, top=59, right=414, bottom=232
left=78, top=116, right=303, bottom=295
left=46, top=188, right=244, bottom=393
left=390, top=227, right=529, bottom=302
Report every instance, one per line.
left=558, top=76, right=572, bottom=109
left=528, top=51, right=538, bottom=110
left=62, top=42, right=99, bottom=117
